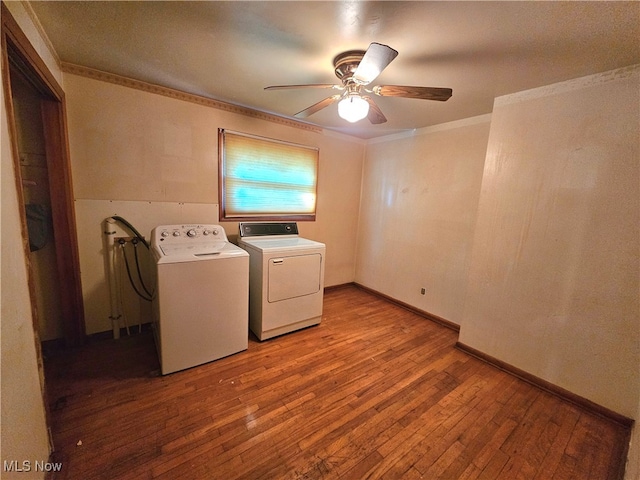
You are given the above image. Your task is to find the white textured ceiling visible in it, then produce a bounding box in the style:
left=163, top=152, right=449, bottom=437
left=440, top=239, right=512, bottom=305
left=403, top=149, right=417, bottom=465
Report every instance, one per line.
left=30, top=1, right=640, bottom=139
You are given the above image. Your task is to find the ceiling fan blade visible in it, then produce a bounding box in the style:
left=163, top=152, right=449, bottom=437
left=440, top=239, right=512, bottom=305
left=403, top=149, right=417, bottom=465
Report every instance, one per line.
left=373, top=85, right=453, bottom=101
left=353, top=43, right=398, bottom=85
left=294, top=95, right=342, bottom=118
left=265, top=84, right=342, bottom=91
left=363, top=97, right=387, bottom=124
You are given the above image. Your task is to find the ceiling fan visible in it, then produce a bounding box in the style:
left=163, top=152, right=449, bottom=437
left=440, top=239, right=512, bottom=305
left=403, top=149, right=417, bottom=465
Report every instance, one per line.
left=265, top=43, right=453, bottom=124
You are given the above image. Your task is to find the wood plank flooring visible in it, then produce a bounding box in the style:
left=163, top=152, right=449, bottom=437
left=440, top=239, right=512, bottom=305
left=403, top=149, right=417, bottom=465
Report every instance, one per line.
left=44, top=285, right=630, bottom=479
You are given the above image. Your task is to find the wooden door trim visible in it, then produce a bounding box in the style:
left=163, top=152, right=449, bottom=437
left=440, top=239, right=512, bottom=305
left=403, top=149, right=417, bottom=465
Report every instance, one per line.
left=41, top=99, right=85, bottom=344
left=1, top=3, right=63, bottom=100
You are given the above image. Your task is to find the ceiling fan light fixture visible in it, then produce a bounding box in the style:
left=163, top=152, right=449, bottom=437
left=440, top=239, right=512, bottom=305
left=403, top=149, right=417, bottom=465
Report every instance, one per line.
left=338, top=94, right=369, bottom=123
left=266, top=43, right=452, bottom=125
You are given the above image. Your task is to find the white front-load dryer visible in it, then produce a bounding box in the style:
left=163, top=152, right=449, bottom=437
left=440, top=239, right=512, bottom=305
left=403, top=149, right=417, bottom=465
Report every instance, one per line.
left=151, top=224, right=249, bottom=374
left=238, top=222, right=325, bottom=341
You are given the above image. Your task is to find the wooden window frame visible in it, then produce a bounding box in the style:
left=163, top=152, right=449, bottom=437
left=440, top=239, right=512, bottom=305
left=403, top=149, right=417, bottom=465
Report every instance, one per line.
left=218, top=128, right=319, bottom=222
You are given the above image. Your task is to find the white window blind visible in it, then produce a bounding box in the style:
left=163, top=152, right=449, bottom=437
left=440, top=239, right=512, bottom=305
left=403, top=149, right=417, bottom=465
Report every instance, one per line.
left=219, top=129, right=319, bottom=221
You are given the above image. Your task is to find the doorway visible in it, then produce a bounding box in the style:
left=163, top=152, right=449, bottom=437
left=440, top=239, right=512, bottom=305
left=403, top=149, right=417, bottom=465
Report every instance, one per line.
left=1, top=4, right=85, bottom=348
left=9, top=64, right=65, bottom=341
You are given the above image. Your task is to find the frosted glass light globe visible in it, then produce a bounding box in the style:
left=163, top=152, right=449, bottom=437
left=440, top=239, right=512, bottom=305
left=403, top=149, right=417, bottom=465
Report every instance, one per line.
left=338, top=95, right=369, bottom=123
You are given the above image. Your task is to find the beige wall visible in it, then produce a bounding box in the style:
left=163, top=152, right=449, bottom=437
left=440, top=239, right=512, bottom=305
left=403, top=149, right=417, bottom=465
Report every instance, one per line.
left=356, top=116, right=491, bottom=323
left=64, top=73, right=365, bottom=334
left=459, top=66, right=640, bottom=417
left=1, top=1, right=55, bottom=477
left=356, top=65, right=639, bottom=472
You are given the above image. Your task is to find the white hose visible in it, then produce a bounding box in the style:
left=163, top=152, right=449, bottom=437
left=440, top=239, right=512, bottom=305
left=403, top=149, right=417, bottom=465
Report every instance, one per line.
left=103, top=218, right=121, bottom=339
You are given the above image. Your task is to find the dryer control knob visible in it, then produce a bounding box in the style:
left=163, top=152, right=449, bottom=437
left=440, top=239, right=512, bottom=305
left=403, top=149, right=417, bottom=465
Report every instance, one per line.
left=212, top=229, right=219, bottom=235
left=161, top=230, right=169, bottom=238
left=172, top=230, right=180, bottom=237
left=202, top=229, right=210, bottom=236
left=186, top=229, right=197, bottom=238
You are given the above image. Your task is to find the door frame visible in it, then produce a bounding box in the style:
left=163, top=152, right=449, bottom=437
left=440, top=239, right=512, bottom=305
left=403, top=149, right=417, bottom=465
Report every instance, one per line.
left=1, top=2, right=85, bottom=347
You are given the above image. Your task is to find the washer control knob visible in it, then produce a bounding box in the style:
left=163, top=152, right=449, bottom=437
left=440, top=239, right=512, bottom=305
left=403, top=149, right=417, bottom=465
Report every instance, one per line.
left=186, top=229, right=197, bottom=238
left=172, top=230, right=180, bottom=237
left=203, top=229, right=211, bottom=236
left=212, top=229, right=219, bottom=236
left=161, top=230, right=169, bottom=238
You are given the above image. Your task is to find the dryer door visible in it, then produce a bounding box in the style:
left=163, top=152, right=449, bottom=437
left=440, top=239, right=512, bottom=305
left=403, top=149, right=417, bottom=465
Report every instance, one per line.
left=268, top=253, right=322, bottom=303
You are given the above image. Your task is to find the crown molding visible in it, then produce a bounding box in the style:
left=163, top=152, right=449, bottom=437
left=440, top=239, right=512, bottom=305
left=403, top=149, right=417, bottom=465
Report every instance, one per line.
left=495, top=63, right=640, bottom=106
left=366, top=113, right=492, bottom=145
left=60, top=62, right=323, bottom=134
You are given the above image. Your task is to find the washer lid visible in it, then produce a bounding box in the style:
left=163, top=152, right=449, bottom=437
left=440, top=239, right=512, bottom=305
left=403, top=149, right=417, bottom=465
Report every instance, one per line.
left=156, top=241, right=248, bottom=264
left=160, top=241, right=226, bottom=256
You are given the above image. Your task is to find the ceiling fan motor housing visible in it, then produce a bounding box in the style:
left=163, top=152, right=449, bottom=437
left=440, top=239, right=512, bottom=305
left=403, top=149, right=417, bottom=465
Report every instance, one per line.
left=333, top=50, right=366, bottom=84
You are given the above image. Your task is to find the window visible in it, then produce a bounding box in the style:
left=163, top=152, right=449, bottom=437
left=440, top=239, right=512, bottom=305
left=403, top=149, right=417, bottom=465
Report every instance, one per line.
left=218, top=129, right=319, bottom=221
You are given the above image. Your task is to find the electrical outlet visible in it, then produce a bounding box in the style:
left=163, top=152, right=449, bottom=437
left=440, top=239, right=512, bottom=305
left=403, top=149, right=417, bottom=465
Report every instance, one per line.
left=420, top=287, right=426, bottom=295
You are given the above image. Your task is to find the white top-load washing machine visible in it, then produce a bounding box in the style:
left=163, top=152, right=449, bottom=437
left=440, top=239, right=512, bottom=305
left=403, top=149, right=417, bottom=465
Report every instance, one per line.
left=151, top=224, right=249, bottom=374
left=238, top=222, right=325, bottom=341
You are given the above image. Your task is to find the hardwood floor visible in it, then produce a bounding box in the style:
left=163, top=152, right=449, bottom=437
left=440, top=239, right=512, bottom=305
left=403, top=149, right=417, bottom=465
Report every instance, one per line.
left=45, top=285, right=630, bottom=479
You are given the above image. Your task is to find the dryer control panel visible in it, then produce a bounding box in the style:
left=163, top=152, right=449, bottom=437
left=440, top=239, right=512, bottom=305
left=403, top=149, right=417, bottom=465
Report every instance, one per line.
left=239, top=222, right=298, bottom=238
